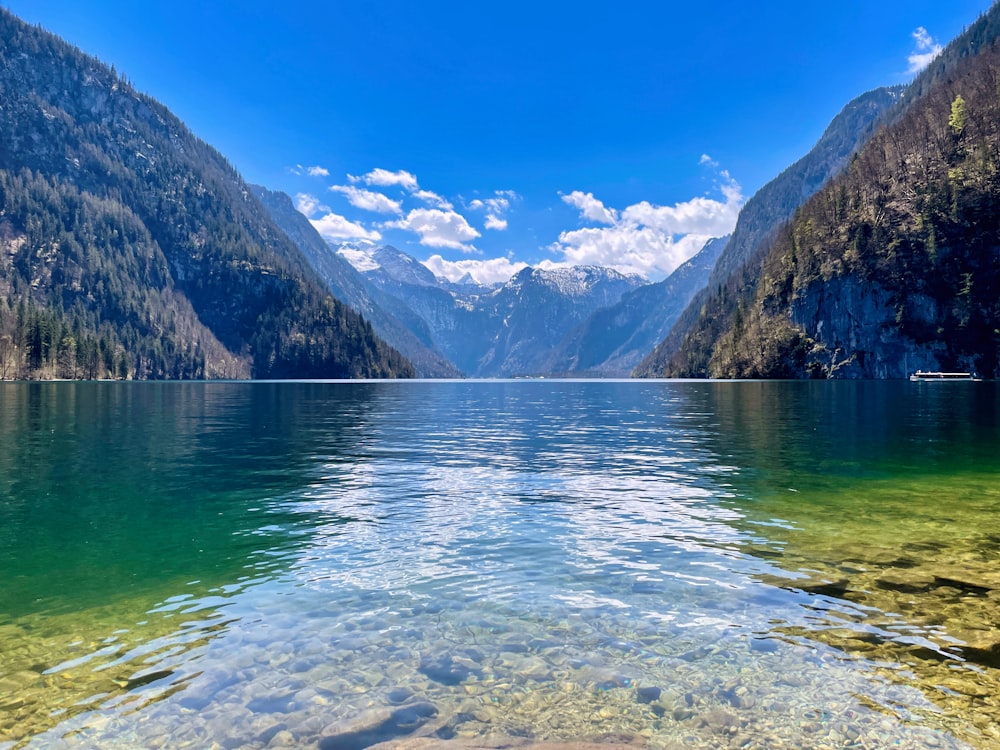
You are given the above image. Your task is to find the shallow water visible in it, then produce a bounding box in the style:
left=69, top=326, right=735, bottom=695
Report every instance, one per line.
left=0, top=380, right=998, bottom=749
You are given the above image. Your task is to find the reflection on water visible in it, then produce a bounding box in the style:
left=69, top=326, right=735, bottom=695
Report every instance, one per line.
left=0, top=381, right=997, bottom=748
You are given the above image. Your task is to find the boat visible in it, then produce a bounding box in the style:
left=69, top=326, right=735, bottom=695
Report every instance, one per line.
left=909, top=370, right=982, bottom=382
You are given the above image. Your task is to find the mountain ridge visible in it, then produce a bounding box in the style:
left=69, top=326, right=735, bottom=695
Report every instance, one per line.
left=253, top=187, right=459, bottom=378
left=635, top=85, right=905, bottom=377
left=638, top=4, right=1000, bottom=379
left=0, top=8, right=413, bottom=380
left=335, top=242, right=649, bottom=377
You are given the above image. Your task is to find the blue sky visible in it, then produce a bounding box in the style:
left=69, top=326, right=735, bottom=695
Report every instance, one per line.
left=4, top=1, right=994, bottom=283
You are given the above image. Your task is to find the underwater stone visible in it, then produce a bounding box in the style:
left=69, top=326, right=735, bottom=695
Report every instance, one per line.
left=318, top=701, right=438, bottom=750
left=635, top=686, right=661, bottom=703
left=390, top=702, right=438, bottom=729
left=796, top=578, right=850, bottom=598
left=386, top=687, right=414, bottom=705
left=247, top=692, right=296, bottom=714
left=875, top=570, right=935, bottom=593
left=418, top=655, right=481, bottom=685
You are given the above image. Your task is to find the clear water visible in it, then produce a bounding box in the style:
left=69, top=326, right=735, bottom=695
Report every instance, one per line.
left=1, top=380, right=998, bottom=749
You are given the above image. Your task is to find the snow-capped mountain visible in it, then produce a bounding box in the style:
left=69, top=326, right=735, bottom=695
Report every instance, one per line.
left=335, top=243, right=648, bottom=377
left=253, top=190, right=461, bottom=378
left=542, top=236, right=729, bottom=376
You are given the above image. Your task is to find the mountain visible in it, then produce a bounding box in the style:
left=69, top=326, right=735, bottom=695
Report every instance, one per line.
left=542, top=236, right=728, bottom=376
left=634, top=85, right=904, bottom=378
left=252, top=187, right=460, bottom=378
left=0, top=8, right=413, bottom=380
left=644, top=5, right=1000, bottom=379
left=337, top=243, right=646, bottom=377
left=476, top=265, right=646, bottom=377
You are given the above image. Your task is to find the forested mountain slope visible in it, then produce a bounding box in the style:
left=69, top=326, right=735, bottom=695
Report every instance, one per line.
left=253, top=187, right=459, bottom=378
left=0, top=9, right=412, bottom=379
left=638, top=4, right=1000, bottom=379
left=700, top=38, right=1000, bottom=378
left=634, top=86, right=903, bottom=377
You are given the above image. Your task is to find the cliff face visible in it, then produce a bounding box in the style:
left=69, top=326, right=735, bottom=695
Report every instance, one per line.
left=703, top=33, right=1000, bottom=379
left=787, top=277, right=953, bottom=378
left=635, top=87, right=903, bottom=378
left=639, top=4, right=1000, bottom=380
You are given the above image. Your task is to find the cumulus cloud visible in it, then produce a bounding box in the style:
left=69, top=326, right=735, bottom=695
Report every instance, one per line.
left=423, top=254, right=527, bottom=285
left=484, top=215, right=508, bottom=231
left=329, top=185, right=403, bottom=214
left=385, top=208, right=481, bottom=251
left=310, top=166, right=509, bottom=249
left=295, top=192, right=330, bottom=217
left=545, top=227, right=715, bottom=280
left=561, top=191, right=619, bottom=225
left=350, top=168, right=419, bottom=191
left=413, top=189, right=454, bottom=210
left=620, top=179, right=742, bottom=236
left=298, top=190, right=382, bottom=242
left=908, top=27, right=943, bottom=74
left=289, top=164, right=330, bottom=177
left=468, top=190, right=518, bottom=231
left=552, top=167, right=743, bottom=279
left=310, top=212, right=382, bottom=242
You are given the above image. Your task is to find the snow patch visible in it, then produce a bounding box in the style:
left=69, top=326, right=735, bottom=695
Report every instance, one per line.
left=338, top=247, right=380, bottom=273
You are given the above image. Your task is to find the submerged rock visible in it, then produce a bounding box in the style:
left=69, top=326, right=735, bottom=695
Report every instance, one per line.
left=875, top=570, right=935, bottom=594
left=364, top=740, right=646, bottom=750
left=635, top=686, right=661, bottom=704
left=418, top=654, right=482, bottom=686
left=318, top=702, right=438, bottom=750
left=386, top=687, right=415, bottom=705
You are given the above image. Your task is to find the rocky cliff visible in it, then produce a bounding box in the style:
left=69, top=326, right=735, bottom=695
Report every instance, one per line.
left=639, top=4, right=1000, bottom=380
left=692, top=19, right=1000, bottom=379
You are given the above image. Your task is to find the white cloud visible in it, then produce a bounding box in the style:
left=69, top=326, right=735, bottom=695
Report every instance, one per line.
left=307, top=165, right=330, bottom=177
left=561, top=191, right=619, bottom=225
left=552, top=167, right=743, bottom=279
left=620, top=179, right=742, bottom=236
left=468, top=190, right=518, bottom=232
left=699, top=153, right=719, bottom=168
left=310, top=167, right=512, bottom=246
left=310, top=212, right=382, bottom=242
left=413, top=189, right=454, bottom=210
left=295, top=192, right=330, bottom=218
left=385, top=208, right=481, bottom=251
left=545, top=227, right=715, bottom=279
left=484, top=215, right=508, bottom=231
left=908, top=26, right=943, bottom=74
left=329, top=185, right=403, bottom=214
left=353, top=168, right=419, bottom=191
left=423, top=254, right=527, bottom=285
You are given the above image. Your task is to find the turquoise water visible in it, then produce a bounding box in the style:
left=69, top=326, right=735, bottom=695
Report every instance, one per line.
left=0, top=380, right=998, bottom=748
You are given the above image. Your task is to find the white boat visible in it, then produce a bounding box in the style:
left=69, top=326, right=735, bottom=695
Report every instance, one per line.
left=909, top=370, right=981, bottom=382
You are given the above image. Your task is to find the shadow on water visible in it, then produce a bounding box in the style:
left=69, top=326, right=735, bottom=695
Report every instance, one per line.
left=0, top=381, right=383, bottom=744
left=699, top=381, right=1000, bottom=743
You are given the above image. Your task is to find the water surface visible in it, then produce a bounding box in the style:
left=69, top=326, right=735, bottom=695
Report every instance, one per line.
left=1, top=380, right=998, bottom=748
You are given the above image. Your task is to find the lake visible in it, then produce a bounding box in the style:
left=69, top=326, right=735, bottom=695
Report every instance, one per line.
left=1, top=380, right=998, bottom=749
